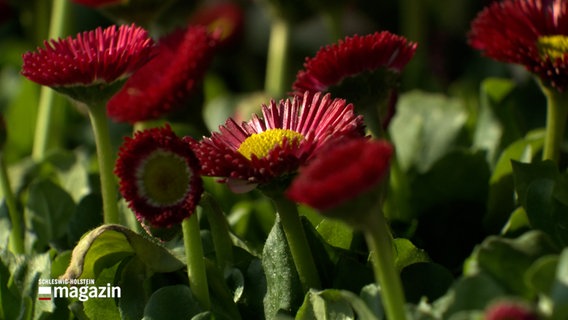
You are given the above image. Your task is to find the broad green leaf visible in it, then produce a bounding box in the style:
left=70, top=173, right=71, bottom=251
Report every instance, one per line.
left=316, top=219, right=354, bottom=250
left=297, top=288, right=380, bottom=320
left=0, top=250, right=53, bottom=319
left=501, top=207, right=530, bottom=237
left=83, top=261, right=122, bottom=320
left=67, top=194, right=103, bottom=248
left=512, top=160, right=568, bottom=245
left=262, top=217, right=303, bottom=319
left=393, top=238, right=430, bottom=273
left=358, top=284, right=384, bottom=319
left=117, top=257, right=148, bottom=320
left=62, top=224, right=184, bottom=281
left=525, top=255, right=559, bottom=295
left=435, top=273, right=505, bottom=317
left=44, top=149, right=91, bottom=202
left=474, top=231, right=559, bottom=298
left=474, top=77, right=517, bottom=165
left=142, top=285, right=202, bottom=320
left=486, top=131, right=544, bottom=232
left=389, top=90, right=469, bottom=173
left=26, top=179, right=76, bottom=249
left=297, top=289, right=354, bottom=320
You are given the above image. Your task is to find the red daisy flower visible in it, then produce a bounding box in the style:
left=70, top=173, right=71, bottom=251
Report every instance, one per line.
left=484, top=301, right=539, bottom=320
left=293, top=31, right=416, bottom=94
left=190, top=92, right=365, bottom=192
left=107, top=25, right=217, bottom=123
left=292, top=31, right=416, bottom=131
left=469, top=0, right=568, bottom=92
left=115, top=125, right=203, bottom=228
left=286, top=139, right=393, bottom=213
left=21, top=24, right=153, bottom=90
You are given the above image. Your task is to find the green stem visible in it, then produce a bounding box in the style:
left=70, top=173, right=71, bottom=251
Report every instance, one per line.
left=0, top=154, right=25, bottom=254
left=201, top=193, right=234, bottom=271
left=31, top=0, right=70, bottom=161
left=541, top=86, right=568, bottom=162
left=264, top=18, right=291, bottom=98
left=87, top=104, right=119, bottom=225
left=271, top=196, right=321, bottom=291
left=363, top=209, right=407, bottom=320
left=182, top=214, right=211, bottom=310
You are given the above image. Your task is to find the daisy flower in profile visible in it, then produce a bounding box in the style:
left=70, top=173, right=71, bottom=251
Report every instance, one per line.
left=484, top=301, right=539, bottom=320
left=115, top=125, right=203, bottom=228
left=292, top=31, right=417, bottom=133
left=107, top=25, right=218, bottom=123
left=286, top=139, right=393, bottom=225
left=21, top=24, right=154, bottom=106
left=469, top=0, right=568, bottom=92
left=468, top=0, right=568, bottom=92
left=190, top=92, right=365, bottom=193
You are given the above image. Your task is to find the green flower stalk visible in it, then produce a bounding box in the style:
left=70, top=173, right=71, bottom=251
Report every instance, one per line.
left=182, top=213, right=211, bottom=309
left=540, top=84, right=568, bottom=162
left=31, top=0, right=70, bottom=161
left=287, top=138, right=408, bottom=320
left=21, top=24, right=155, bottom=224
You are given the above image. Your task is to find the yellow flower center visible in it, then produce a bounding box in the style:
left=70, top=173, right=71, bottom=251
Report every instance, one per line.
left=237, top=128, right=304, bottom=160
left=137, top=150, right=191, bottom=206
left=537, top=35, right=568, bottom=59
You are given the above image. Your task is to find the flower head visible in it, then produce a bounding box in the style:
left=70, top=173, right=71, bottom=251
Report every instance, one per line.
left=107, top=25, right=217, bottom=123
left=115, top=125, right=203, bottom=228
left=190, top=92, right=365, bottom=192
left=22, top=24, right=153, bottom=90
left=468, top=0, right=568, bottom=92
left=484, top=301, right=539, bottom=320
left=292, top=31, right=416, bottom=132
left=286, top=139, right=393, bottom=222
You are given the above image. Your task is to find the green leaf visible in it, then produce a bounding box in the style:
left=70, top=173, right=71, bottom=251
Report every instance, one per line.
left=117, top=257, right=148, bottom=320
left=474, top=231, right=559, bottom=298
left=512, top=160, right=568, bottom=245
left=525, top=255, right=559, bottom=295
left=62, top=224, right=184, bottom=281
left=83, top=261, right=122, bottom=320
left=436, top=273, right=506, bottom=317
left=297, top=288, right=380, bottom=320
left=25, top=179, right=76, bottom=249
left=262, top=217, right=303, bottom=319
left=389, top=90, right=469, bottom=173
left=44, top=149, right=91, bottom=202
left=316, top=219, right=354, bottom=250
left=393, top=238, right=430, bottom=273
left=486, top=131, right=544, bottom=232
left=474, top=77, right=518, bottom=165
left=551, top=248, right=568, bottom=319
left=142, top=285, right=202, bottom=320
left=67, top=194, right=103, bottom=247
left=0, top=250, right=53, bottom=319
